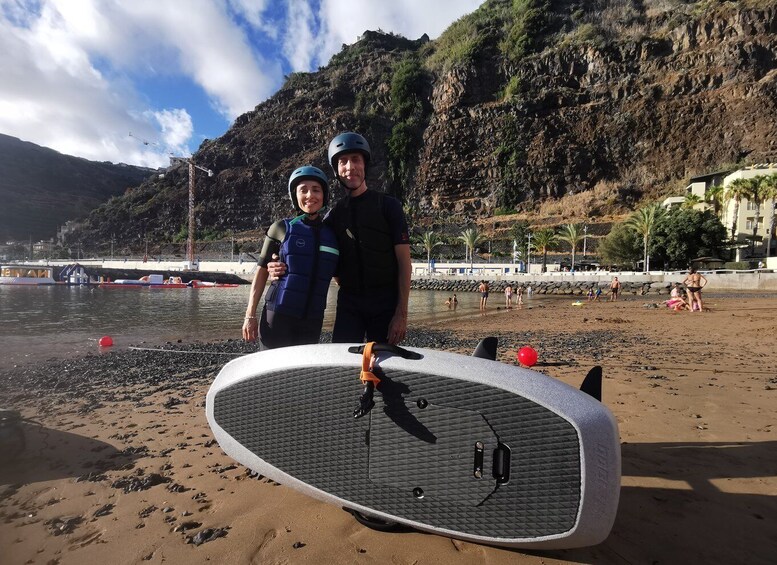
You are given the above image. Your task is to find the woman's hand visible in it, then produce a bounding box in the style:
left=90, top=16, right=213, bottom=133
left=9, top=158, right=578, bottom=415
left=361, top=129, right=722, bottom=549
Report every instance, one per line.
left=243, top=317, right=258, bottom=342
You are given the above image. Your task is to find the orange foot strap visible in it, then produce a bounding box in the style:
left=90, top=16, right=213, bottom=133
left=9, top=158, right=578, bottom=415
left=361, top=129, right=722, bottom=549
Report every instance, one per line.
left=360, top=342, right=381, bottom=386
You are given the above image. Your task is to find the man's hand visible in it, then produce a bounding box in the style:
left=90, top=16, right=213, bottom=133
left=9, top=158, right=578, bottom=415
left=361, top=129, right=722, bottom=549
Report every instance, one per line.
left=387, top=312, right=407, bottom=345
left=266, top=254, right=287, bottom=280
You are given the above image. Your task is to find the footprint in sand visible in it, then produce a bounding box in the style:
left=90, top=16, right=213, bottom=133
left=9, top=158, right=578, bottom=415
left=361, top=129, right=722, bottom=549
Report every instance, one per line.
left=249, top=528, right=278, bottom=563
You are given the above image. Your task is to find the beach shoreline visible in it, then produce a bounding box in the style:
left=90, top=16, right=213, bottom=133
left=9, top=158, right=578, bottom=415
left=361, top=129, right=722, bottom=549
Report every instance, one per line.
left=2, top=295, right=776, bottom=564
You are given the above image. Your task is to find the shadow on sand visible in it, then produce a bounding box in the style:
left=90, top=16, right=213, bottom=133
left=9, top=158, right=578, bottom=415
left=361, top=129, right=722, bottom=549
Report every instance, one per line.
left=524, top=440, right=777, bottom=564
left=0, top=423, right=140, bottom=486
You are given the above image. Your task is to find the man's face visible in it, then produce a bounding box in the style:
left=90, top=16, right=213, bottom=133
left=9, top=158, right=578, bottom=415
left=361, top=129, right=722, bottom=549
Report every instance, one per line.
left=337, top=152, right=365, bottom=190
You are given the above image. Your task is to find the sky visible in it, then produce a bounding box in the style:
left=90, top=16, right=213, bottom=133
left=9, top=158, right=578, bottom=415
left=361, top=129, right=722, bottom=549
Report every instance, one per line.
left=0, top=0, right=485, bottom=168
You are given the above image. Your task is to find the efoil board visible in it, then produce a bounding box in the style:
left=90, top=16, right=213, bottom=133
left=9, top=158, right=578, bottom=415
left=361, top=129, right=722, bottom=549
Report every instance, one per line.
left=206, top=343, right=620, bottom=549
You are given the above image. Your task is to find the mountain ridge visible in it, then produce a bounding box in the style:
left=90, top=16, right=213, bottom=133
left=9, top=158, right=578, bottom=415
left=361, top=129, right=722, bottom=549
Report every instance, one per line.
left=0, top=133, right=156, bottom=241
left=13, top=0, right=777, bottom=255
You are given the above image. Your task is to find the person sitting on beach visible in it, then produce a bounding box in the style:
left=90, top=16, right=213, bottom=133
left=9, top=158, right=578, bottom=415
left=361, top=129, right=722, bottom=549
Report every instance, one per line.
left=665, top=283, right=689, bottom=311
left=683, top=267, right=707, bottom=312
left=242, top=166, right=339, bottom=349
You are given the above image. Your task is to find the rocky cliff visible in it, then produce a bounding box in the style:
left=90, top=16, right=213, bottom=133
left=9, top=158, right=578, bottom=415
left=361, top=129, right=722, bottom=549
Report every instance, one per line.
left=67, top=0, right=777, bottom=252
left=0, top=134, right=155, bottom=241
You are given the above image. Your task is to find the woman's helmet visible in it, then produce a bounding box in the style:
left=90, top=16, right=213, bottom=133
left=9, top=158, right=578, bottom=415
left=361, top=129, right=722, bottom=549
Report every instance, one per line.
left=288, top=165, right=328, bottom=212
left=327, top=132, right=371, bottom=174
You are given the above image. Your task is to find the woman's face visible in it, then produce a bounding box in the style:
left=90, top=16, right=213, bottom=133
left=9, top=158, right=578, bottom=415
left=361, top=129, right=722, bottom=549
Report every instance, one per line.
left=296, top=181, right=324, bottom=215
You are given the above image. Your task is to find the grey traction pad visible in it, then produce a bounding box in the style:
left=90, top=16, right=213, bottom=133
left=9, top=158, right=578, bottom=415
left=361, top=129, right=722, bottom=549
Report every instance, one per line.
left=213, top=365, right=581, bottom=538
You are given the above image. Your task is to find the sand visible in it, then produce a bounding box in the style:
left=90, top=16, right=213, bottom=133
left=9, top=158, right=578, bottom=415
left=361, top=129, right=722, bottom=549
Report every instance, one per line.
left=1, top=295, right=776, bottom=565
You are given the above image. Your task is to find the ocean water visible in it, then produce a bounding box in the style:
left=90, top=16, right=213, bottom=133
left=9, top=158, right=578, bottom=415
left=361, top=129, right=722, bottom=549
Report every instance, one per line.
left=0, top=284, right=548, bottom=366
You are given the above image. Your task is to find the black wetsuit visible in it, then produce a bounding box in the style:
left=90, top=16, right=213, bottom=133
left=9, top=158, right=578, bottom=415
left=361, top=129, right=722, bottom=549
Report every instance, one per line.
left=324, top=190, right=409, bottom=343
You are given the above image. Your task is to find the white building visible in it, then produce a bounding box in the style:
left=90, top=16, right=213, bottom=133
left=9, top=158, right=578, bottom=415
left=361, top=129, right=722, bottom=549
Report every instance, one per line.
left=663, top=165, right=777, bottom=261
left=721, top=164, right=777, bottom=261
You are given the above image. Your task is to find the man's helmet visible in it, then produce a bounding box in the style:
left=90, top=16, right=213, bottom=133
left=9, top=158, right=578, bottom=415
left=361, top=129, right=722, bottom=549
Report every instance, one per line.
left=327, top=132, right=371, bottom=174
left=288, top=165, right=328, bottom=212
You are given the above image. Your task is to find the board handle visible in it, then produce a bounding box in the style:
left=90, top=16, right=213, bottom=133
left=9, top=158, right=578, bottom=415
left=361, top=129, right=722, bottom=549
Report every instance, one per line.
left=347, top=343, right=423, bottom=360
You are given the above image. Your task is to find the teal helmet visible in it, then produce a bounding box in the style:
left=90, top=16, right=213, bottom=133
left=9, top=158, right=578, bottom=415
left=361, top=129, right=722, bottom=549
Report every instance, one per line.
left=288, top=165, right=329, bottom=212
left=327, top=132, right=371, bottom=174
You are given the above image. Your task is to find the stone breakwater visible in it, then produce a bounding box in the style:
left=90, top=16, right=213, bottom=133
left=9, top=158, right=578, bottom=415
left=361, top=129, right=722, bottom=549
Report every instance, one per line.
left=411, top=278, right=673, bottom=296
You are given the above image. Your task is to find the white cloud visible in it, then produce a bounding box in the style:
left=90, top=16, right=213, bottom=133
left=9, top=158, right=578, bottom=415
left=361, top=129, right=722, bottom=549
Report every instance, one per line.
left=0, top=0, right=282, bottom=166
left=0, top=0, right=486, bottom=165
left=152, top=108, right=194, bottom=156
left=314, top=0, right=484, bottom=68
left=283, top=0, right=317, bottom=72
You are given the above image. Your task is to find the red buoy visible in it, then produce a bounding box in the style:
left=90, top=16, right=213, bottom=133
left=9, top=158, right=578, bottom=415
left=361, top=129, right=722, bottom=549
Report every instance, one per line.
left=99, top=335, right=114, bottom=347
left=517, top=346, right=538, bottom=367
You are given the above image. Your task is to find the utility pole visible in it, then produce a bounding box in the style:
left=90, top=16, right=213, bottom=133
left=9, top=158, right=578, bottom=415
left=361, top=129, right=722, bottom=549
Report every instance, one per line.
left=583, top=224, right=588, bottom=257
left=527, top=232, right=532, bottom=273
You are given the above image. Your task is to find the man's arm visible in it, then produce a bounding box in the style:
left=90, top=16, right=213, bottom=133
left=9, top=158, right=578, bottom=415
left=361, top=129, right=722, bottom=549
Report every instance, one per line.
left=387, top=243, right=411, bottom=345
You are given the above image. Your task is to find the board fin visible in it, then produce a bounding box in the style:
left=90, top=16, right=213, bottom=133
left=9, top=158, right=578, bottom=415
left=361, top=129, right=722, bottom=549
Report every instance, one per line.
left=580, top=366, right=602, bottom=401
left=472, top=337, right=498, bottom=360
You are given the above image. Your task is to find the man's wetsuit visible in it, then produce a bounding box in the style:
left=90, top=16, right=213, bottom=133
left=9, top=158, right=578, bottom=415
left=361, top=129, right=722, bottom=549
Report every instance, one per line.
left=324, top=190, right=409, bottom=343
left=257, top=215, right=338, bottom=349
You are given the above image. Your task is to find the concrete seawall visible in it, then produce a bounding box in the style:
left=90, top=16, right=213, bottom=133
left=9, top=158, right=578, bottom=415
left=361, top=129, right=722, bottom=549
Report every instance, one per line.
left=28, top=259, right=777, bottom=291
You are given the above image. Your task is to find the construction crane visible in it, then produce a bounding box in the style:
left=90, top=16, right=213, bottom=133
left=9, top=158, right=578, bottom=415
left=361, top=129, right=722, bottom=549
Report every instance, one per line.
left=128, top=133, right=215, bottom=269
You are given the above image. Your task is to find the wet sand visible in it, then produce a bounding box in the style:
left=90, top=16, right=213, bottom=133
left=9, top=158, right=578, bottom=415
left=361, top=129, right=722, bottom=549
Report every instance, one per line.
left=1, top=295, right=776, bottom=564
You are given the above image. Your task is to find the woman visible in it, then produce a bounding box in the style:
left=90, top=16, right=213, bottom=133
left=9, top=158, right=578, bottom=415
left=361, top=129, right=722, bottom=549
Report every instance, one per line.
left=683, top=267, right=707, bottom=312
left=242, top=166, right=339, bottom=349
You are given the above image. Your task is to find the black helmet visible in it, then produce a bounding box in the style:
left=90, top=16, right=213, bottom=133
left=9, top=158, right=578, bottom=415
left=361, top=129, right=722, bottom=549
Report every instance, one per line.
left=328, top=132, right=371, bottom=174
left=288, top=165, right=328, bottom=212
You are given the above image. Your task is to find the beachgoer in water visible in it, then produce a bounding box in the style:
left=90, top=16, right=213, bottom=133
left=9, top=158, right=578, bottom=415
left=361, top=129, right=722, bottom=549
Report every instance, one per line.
left=516, top=285, right=524, bottom=306
left=504, top=285, right=513, bottom=309
left=479, top=280, right=489, bottom=310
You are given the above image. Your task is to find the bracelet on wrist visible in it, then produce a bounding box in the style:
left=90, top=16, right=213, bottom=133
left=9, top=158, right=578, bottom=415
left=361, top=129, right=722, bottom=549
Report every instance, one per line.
left=245, top=316, right=256, bottom=320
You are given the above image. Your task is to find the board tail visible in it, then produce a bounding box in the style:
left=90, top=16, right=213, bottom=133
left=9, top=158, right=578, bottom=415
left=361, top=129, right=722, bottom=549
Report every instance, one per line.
left=472, top=337, right=498, bottom=360
left=580, top=366, right=602, bottom=401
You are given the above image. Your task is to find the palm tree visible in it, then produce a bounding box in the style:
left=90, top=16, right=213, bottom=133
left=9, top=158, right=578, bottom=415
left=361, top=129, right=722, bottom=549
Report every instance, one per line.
left=532, top=228, right=557, bottom=273
left=683, top=193, right=703, bottom=209
left=758, top=173, right=777, bottom=257
left=414, top=230, right=443, bottom=272
left=725, top=177, right=755, bottom=241
left=625, top=203, right=665, bottom=272
left=705, top=184, right=725, bottom=218
left=457, top=227, right=483, bottom=273
left=557, top=223, right=584, bottom=271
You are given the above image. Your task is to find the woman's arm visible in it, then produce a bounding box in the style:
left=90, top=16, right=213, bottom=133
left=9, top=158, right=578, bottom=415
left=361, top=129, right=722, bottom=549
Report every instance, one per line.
left=243, top=267, right=269, bottom=342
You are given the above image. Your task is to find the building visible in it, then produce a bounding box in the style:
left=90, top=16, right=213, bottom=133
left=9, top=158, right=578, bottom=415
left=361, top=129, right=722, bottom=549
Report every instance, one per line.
left=662, top=169, right=730, bottom=211
left=663, top=164, right=777, bottom=261
left=721, top=164, right=777, bottom=260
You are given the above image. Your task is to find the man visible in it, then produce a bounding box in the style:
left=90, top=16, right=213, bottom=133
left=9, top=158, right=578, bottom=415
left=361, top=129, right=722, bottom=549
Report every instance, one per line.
left=268, top=132, right=411, bottom=345
left=609, top=276, right=621, bottom=301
